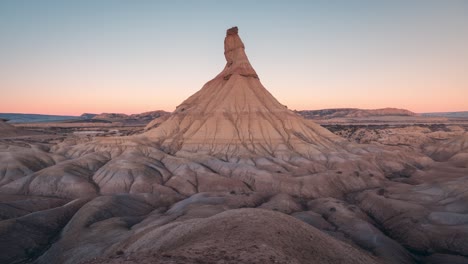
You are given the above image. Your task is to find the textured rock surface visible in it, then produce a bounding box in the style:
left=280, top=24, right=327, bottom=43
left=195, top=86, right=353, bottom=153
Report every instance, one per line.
left=351, top=178, right=468, bottom=257
left=0, top=142, right=65, bottom=187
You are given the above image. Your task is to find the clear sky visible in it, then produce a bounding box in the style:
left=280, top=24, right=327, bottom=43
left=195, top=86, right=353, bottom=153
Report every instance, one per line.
left=1, top=0, right=467, bottom=115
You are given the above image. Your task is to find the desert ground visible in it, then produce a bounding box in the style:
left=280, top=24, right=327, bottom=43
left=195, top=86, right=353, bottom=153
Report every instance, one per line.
left=1, top=27, right=468, bottom=264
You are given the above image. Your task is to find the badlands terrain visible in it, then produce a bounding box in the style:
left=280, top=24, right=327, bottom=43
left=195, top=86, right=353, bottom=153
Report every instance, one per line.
left=1, top=27, right=468, bottom=264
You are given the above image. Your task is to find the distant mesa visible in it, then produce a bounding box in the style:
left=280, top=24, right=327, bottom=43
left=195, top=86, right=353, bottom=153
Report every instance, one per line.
left=77, top=111, right=171, bottom=124
left=297, top=107, right=417, bottom=120
left=88, top=111, right=169, bottom=120
left=80, top=113, right=98, bottom=119
left=0, top=113, right=80, bottom=123
left=129, top=110, right=171, bottom=122
left=422, top=111, right=468, bottom=118
left=92, top=113, right=129, bottom=120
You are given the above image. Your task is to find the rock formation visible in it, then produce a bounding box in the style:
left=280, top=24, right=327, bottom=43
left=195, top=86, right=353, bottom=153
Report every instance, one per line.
left=0, top=27, right=431, bottom=200
left=0, top=27, right=467, bottom=264
left=144, top=27, right=345, bottom=159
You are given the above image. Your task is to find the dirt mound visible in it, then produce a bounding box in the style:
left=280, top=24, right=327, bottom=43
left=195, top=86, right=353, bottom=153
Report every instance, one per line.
left=85, top=208, right=379, bottom=264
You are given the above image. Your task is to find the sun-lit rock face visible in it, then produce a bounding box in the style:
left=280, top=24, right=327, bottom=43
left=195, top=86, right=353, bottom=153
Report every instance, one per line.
left=144, top=27, right=345, bottom=159
left=223, top=26, right=257, bottom=78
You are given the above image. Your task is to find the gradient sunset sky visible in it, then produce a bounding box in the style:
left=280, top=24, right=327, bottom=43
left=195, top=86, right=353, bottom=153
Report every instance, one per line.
left=1, top=0, right=467, bottom=115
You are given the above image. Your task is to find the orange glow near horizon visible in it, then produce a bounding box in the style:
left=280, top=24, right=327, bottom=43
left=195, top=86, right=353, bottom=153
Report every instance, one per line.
left=1, top=73, right=467, bottom=116
left=1, top=59, right=468, bottom=116
left=2, top=49, right=467, bottom=116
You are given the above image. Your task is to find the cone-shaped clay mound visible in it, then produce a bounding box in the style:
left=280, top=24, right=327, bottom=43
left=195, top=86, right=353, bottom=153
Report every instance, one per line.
left=145, top=27, right=344, bottom=159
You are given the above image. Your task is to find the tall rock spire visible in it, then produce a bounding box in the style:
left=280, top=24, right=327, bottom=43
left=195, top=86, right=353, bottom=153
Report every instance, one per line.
left=145, top=27, right=344, bottom=159
left=222, top=27, right=258, bottom=79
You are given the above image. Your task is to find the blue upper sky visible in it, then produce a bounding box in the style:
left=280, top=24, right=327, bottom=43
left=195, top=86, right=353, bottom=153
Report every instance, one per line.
left=1, top=0, right=467, bottom=114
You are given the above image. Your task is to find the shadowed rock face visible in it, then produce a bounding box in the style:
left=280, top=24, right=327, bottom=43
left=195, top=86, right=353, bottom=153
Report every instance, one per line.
left=1, top=27, right=467, bottom=264
left=0, top=198, right=87, bottom=264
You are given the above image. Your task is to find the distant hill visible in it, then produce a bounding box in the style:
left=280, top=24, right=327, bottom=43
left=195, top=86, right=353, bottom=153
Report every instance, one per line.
left=80, top=113, right=98, bottom=119
left=0, top=113, right=80, bottom=123
left=129, top=110, right=171, bottom=122
left=0, top=111, right=172, bottom=124
left=90, top=111, right=171, bottom=122
left=91, top=113, right=129, bottom=120
left=296, top=108, right=417, bottom=119
left=421, top=111, right=468, bottom=118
